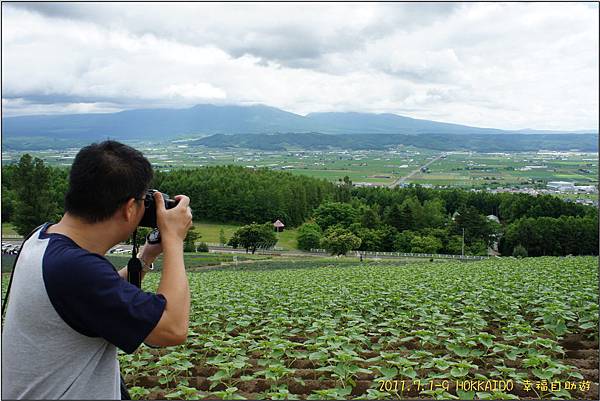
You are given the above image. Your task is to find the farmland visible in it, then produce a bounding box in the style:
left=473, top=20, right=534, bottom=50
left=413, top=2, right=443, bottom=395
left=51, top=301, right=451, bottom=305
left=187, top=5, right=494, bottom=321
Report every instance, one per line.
left=107, top=257, right=598, bottom=400
left=3, top=145, right=597, bottom=191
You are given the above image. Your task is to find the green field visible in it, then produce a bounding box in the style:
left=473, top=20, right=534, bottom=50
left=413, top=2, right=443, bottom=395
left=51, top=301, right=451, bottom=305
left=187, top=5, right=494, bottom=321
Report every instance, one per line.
left=106, top=257, right=599, bottom=400
left=1, top=221, right=300, bottom=250
left=193, top=222, right=298, bottom=250
left=5, top=147, right=596, bottom=192
left=2, top=257, right=598, bottom=399
left=1, top=223, right=18, bottom=236
left=412, top=152, right=598, bottom=188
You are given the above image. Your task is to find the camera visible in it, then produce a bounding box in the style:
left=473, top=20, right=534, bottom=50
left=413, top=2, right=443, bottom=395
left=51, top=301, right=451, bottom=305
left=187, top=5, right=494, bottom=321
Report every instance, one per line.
left=138, top=189, right=178, bottom=228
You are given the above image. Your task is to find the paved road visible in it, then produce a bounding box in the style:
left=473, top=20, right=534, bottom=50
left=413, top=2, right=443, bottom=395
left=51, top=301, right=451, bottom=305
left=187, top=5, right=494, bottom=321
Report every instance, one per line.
left=388, top=152, right=446, bottom=188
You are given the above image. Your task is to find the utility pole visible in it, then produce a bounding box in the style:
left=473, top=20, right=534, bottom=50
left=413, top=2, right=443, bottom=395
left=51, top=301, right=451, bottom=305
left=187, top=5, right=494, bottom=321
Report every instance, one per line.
left=462, top=228, right=465, bottom=257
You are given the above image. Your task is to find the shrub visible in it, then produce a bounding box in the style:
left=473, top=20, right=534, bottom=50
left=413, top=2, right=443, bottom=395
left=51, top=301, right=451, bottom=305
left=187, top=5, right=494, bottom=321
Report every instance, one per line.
left=513, top=244, right=528, bottom=258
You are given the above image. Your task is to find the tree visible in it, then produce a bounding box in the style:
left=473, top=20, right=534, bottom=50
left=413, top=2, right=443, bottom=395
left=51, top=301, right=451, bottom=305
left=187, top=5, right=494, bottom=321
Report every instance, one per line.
left=320, top=226, right=361, bottom=256
left=313, top=202, right=358, bottom=231
left=410, top=235, right=442, bottom=254
left=184, top=227, right=202, bottom=252
left=445, top=235, right=464, bottom=255
left=513, top=244, right=528, bottom=258
left=422, top=199, right=447, bottom=228
left=334, top=175, right=352, bottom=202
left=12, top=154, right=59, bottom=236
left=219, top=228, right=227, bottom=245
left=359, top=204, right=381, bottom=229
left=452, top=206, right=498, bottom=248
left=1, top=185, right=16, bottom=222
left=374, top=225, right=398, bottom=252
left=352, top=227, right=382, bottom=251
left=467, top=240, right=488, bottom=256
left=394, top=230, right=416, bottom=252
left=228, top=223, right=277, bottom=254
left=296, top=222, right=323, bottom=251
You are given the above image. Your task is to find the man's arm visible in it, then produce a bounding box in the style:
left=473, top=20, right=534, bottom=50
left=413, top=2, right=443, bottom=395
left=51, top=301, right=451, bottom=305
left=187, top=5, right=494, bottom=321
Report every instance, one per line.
left=143, top=193, right=192, bottom=347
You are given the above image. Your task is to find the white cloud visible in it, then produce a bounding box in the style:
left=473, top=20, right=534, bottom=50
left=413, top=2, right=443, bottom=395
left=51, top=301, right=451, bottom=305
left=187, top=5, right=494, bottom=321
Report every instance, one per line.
left=1, top=2, right=598, bottom=131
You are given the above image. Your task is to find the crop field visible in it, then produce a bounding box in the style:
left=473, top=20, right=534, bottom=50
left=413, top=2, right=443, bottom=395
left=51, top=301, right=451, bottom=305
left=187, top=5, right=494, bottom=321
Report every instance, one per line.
left=108, top=257, right=599, bottom=400
left=4, top=146, right=596, bottom=196
left=411, top=152, right=598, bottom=188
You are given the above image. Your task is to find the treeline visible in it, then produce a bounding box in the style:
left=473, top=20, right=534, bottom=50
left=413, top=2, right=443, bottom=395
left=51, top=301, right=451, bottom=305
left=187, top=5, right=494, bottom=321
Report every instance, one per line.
left=2, top=155, right=68, bottom=235
left=2, top=155, right=597, bottom=257
left=296, top=199, right=501, bottom=256
left=350, top=186, right=595, bottom=224
left=152, top=166, right=335, bottom=227
left=2, top=160, right=336, bottom=234
left=499, top=216, right=598, bottom=256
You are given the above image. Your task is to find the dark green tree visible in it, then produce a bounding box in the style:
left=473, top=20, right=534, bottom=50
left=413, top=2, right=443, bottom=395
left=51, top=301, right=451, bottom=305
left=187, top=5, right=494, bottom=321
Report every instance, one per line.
left=1, top=185, right=16, bottom=222
left=296, top=222, right=323, bottom=251
left=184, top=227, right=202, bottom=252
left=394, top=230, right=416, bottom=252
left=12, top=154, right=59, bottom=236
left=410, top=235, right=442, bottom=254
left=320, top=226, right=361, bottom=256
left=313, top=202, right=359, bottom=231
left=228, top=223, right=277, bottom=254
left=219, top=228, right=227, bottom=245
left=513, top=244, right=528, bottom=258
left=359, top=204, right=381, bottom=229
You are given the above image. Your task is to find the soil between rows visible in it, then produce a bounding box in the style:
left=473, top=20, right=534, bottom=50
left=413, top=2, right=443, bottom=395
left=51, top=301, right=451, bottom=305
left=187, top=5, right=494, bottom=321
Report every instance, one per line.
left=128, top=334, right=600, bottom=399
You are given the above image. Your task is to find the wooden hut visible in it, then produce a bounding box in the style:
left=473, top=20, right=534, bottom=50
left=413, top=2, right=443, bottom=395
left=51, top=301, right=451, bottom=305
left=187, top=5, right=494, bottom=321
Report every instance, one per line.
left=273, top=220, right=285, bottom=232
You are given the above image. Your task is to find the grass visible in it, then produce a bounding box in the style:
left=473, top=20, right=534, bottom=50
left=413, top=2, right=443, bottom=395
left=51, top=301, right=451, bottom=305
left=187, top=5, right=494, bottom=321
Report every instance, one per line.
left=194, top=221, right=298, bottom=250
left=193, top=221, right=242, bottom=244
left=1, top=220, right=301, bottom=250
left=1, top=223, right=19, bottom=237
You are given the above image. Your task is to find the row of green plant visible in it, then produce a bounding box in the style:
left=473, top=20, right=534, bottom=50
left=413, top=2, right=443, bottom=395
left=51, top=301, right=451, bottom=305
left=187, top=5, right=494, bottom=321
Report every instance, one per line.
left=116, top=257, right=598, bottom=400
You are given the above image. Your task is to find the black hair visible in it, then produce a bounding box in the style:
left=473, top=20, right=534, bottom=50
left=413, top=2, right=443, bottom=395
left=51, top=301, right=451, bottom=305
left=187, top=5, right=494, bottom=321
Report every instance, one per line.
left=64, top=140, right=153, bottom=223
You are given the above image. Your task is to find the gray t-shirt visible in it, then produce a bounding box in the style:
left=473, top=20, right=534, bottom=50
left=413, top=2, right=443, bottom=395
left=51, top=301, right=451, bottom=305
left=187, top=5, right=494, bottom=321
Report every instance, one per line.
left=2, top=224, right=166, bottom=399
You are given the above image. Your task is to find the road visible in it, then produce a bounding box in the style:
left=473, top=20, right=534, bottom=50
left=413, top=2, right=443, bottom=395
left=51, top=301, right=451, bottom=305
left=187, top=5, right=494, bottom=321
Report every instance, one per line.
left=388, top=152, right=446, bottom=188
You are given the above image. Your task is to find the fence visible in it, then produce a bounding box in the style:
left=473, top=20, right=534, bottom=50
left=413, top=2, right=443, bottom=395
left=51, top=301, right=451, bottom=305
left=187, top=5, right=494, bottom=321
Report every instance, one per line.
left=309, top=248, right=488, bottom=260
left=205, top=243, right=286, bottom=251
left=2, top=235, right=22, bottom=241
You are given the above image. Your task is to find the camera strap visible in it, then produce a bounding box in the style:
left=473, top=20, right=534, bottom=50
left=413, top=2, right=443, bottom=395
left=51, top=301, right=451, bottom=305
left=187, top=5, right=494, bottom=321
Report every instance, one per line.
left=126, top=228, right=143, bottom=288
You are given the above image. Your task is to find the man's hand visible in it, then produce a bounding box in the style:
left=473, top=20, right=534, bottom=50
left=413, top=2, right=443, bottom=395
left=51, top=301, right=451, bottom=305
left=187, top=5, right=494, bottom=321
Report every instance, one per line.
left=154, top=192, right=193, bottom=245
left=140, top=240, right=162, bottom=264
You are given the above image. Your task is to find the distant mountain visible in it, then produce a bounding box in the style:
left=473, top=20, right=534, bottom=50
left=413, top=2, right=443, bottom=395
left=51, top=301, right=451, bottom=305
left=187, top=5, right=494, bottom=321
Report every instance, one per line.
left=304, top=112, right=509, bottom=135
left=2, top=104, right=314, bottom=141
left=192, top=132, right=598, bottom=152
left=2, top=103, right=597, bottom=148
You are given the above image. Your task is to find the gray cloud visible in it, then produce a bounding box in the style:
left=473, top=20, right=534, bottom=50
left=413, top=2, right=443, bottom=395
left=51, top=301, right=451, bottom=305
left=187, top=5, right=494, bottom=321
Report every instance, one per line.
left=2, top=2, right=598, bottom=130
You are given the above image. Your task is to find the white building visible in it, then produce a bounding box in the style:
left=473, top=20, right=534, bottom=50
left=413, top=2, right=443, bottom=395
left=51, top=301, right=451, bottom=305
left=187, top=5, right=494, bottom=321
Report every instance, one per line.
left=547, top=181, right=576, bottom=191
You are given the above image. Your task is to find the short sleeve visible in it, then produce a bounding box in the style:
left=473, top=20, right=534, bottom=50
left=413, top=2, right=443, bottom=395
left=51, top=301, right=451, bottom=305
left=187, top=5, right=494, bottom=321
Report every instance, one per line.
left=43, top=238, right=166, bottom=354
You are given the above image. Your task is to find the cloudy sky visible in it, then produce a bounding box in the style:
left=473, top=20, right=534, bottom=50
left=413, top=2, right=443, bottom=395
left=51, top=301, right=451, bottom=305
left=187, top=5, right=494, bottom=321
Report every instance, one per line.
left=1, top=2, right=598, bottom=131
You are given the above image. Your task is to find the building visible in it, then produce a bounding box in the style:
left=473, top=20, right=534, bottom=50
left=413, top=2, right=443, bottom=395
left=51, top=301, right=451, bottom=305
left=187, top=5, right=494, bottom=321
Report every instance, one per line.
left=547, top=181, right=576, bottom=191
left=273, top=220, right=285, bottom=232
left=487, top=215, right=500, bottom=224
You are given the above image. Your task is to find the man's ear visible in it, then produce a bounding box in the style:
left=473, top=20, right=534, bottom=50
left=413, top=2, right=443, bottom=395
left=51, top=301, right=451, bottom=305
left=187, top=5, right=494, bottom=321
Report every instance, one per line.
left=122, top=198, right=138, bottom=223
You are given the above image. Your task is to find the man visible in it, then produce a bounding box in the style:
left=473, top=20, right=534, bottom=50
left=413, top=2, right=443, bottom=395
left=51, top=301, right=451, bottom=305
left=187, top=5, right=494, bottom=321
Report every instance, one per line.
left=2, top=140, right=192, bottom=399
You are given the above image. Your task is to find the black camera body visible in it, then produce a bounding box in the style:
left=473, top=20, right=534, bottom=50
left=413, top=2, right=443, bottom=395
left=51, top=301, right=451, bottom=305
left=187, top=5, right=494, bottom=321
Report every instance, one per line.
left=138, top=189, right=178, bottom=228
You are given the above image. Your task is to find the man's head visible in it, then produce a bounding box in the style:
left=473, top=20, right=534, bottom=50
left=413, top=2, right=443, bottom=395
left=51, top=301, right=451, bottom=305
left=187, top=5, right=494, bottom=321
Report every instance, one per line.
left=64, top=140, right=153, bottom=225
